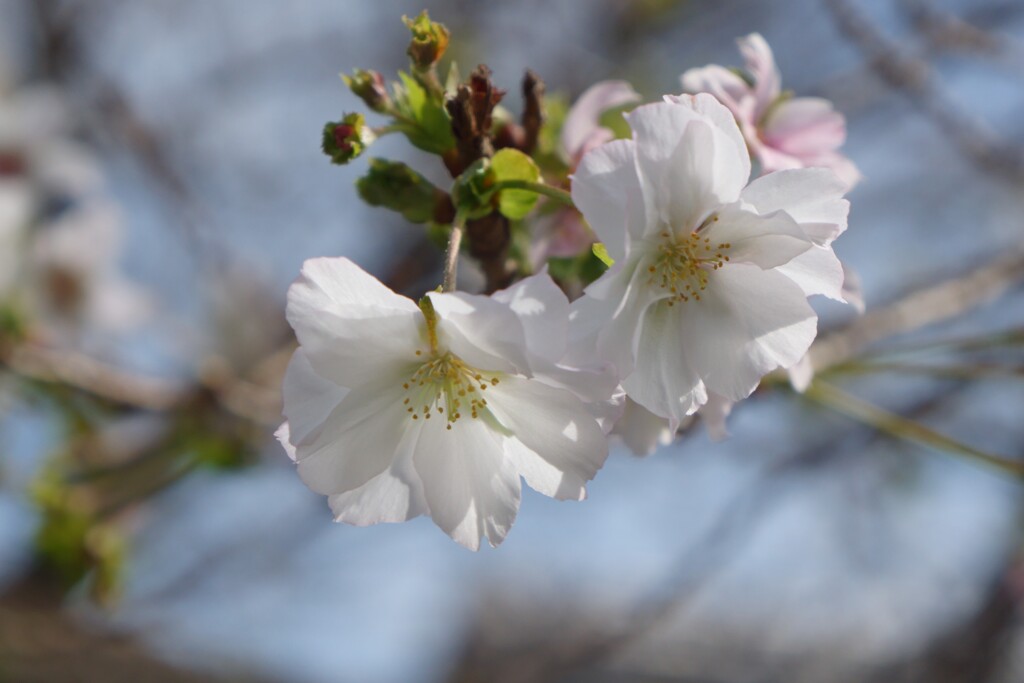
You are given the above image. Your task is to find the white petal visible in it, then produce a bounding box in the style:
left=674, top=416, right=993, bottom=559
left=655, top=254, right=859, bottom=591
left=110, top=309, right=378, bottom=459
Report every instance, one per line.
left=700, top=393, right=734, bottom=441
left=740, top=168, right=849, bottom=245
left=281, top=349, right=349, bottom=446
left=491, top=271, right=569, bottom=364
left=594, top=257, right=664, bottom=377
left=702, top=203, right=811, bottom=269
left=774, top=245, right=845, bottom=302
left=533, top=362, right=619, bottom=417
left=294, top=379, right=412, bottom=496
left=627, top=101, right=748, bottom=233
left=613, top=398, right=675, bottom=457
left=485, top=375, right=609, bottom=501
left=566, top=263, right=637, bottom=367
left=570, top=138, right=645, bottom=262
left=672, top=92, right=752, bottom=183
left=328, top=424, right=428, bottom=526
left=626, top=100, right=741, bottom=231
left=621, top=300, right=707, bottom=423
left=681, top=264, right=817, bottom=401
left=413, top=415, right=521, bottom=551
left=427, top=291, right=530, bottom=375
left=287, top=257, right=422, bottom=387
left=275, top=422, right=298, bottom=462
left=788, top=355, right=814, bottom=393
left=293, top=257, right=420, bottom=313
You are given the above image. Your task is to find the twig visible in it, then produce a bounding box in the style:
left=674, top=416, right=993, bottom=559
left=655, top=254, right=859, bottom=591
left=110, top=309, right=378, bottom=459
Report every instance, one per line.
left=807, top=248, right=1024, bottom=374
left=442, top=209, right=468, bottom=292
left=825, top=0, right=1024, bottom=183
left=4, top=344, right=188, bottom=411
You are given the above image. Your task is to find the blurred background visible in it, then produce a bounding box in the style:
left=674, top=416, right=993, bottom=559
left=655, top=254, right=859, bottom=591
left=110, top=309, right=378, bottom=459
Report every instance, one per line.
left=2, top=0, right=1024, bottom=681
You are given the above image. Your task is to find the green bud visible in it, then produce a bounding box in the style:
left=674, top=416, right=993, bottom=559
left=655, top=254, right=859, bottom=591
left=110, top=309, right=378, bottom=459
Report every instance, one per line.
left=403, top=11, right=450, bottom=69
left=357, top=159, right=442, bottom=224
left=321, top=113, right=374, bottom=165
left=342, top=69, right=391, bottom=113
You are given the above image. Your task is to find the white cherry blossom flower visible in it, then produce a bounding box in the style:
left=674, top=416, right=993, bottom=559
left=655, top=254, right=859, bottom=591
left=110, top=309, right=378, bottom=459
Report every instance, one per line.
left=570, top=94, right=851, bottom=428
left=277, top=257, right=613, bottom=550
left=681, top=34, right=860, bottom=189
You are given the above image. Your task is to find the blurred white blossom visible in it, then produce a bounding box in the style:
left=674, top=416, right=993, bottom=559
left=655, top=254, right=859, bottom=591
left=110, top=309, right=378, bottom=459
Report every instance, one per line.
left=0, top=77, right=149, bottom=339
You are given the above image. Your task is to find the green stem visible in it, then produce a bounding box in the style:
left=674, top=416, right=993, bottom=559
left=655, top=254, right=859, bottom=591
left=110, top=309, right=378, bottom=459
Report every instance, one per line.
left=371, top=125, right=404, bottom=137
left=442, top=208, right=468, bottom=292
left=413, top=65, right=446, bottom=100
left=493, top=179, right=575, bottom=207
left=804, top=381, right=1024, bottom=478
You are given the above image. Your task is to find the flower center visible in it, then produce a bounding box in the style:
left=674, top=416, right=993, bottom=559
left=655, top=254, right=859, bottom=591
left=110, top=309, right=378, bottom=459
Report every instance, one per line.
left=401, top=352, right=500, bottom=430
left=646, top=229, right=731, bottom=305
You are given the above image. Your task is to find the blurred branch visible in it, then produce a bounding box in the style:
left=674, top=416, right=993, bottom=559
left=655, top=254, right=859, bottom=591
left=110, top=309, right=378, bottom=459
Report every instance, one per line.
left=4, top=343, right=188, bottom=412
left=807, top=247, right=1024, bottom=374
left=885, top=558, right=1024, bottom=683
left=903, top=0, right=1006, bottom=57
left=826, top=0, right=1024, bottom=184
left=0, top=575, right=230, bottom=683
left=1, top=340, right=282, bottom=426
left=805, top=381, right=1024, bottom=477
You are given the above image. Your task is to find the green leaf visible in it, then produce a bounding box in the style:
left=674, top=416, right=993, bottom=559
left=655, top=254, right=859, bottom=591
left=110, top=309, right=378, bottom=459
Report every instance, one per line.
left=397, top=72, right=426, bottom=116
left=490, top=149, right=541, bottom=220
left=357, top=159, right=440, bottom=224
left=597, top=103, right=633, bottom=140
left=393, top=72, right=454, bottom=154
left=444, top=61, right=462, bottom=95
left=592, top=242, right=615, bottom=267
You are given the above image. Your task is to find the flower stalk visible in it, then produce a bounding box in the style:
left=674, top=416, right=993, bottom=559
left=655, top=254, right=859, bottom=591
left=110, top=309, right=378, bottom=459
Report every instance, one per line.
left=443, top=208, right=468, bottom=292
left=491, top=179, right=575, bottom=207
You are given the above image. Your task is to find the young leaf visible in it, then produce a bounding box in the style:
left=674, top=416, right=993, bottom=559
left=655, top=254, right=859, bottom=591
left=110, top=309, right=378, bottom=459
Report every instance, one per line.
left=592, top=242, right=614, bottom=267
left=490, top=148, right=541, bottom=220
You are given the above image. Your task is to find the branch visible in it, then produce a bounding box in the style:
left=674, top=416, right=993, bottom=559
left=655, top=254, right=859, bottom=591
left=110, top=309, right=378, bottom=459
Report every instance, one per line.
left=826, top=0, right=1024, bottom=183
left=807, top=247, right=1024, bottom=374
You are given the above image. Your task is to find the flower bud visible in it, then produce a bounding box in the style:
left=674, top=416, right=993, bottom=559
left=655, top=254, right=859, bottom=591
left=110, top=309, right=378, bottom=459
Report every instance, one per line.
left=321, top=113, right=374, bottom=165
left=356, top=159, right=443, bottom=224
left=343, top=69, right=391, bottom=113
left=403, top=11, right=450, bottom=69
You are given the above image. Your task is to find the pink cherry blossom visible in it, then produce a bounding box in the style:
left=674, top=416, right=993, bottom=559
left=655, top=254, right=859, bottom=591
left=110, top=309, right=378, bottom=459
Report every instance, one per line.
left=681, top=34, right=861, bottom=188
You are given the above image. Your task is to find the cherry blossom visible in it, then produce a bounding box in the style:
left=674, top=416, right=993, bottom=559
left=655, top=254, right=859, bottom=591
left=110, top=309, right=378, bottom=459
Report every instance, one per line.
left=569, top=94, right=850, bottom=428
left=681, top=34, right=860, bottom=188
left=561, top=80, right=641, bottom=166
left=277, top=258, right=613, bottom=550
